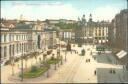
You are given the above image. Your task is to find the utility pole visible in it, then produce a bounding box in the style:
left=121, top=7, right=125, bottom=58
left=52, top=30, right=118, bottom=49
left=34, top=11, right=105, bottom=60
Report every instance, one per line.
left=21, top=44, right=24, bottom=82
left=65, top=50, right=67, bottom=62
left=11, top=56, right=14, bottom=76
left=59, top=34, right=63, bottom=65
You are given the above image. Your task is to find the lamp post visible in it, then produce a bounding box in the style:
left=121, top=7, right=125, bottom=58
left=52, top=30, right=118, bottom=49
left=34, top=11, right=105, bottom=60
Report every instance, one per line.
left=11, top=56, right=14, bottom=76
left=21, top=47, right=24, bottom=82
left=54, top=59, right=57, bottom=70
left=21, top=53, right=24, bottom=82
left=60, top=55, right=63, bottom=65
left=46, top=59, right=50, bottom=78
left=57, top=49, right=59, bottom=67
left=60, top=41, right=63, bottom=65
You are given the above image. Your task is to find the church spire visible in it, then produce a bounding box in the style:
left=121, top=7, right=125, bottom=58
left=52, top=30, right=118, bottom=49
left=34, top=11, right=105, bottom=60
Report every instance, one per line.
left=89, top=13, right=92, bottom=22
left=82, top=14, right=86, bottom=25
left=20, top=14, right=24, bottom=21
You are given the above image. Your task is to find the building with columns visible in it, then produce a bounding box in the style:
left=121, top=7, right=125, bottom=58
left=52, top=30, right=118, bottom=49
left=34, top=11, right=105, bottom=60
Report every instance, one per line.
left=0, top=20, right=45, bottom=65
left=44, top=28, right=57, bottom=49
left=93, top=21, right=109, bottom=44
left=75, top=14, right=109, bottom=44
left=59, top=29, right=75, bottom=43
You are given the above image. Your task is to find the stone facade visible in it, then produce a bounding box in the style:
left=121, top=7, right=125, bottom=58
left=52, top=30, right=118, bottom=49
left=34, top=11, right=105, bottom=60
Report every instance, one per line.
left=75, top=14, right=109, bottom=45
left=0, top=20, right=45, bottom=64
left=108, top=9, right=128, bottom=65
left=59, top=29, right=75, bottom=43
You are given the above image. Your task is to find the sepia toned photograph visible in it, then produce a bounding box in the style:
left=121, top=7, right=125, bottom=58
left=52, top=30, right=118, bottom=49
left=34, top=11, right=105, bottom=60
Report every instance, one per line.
left=0, top=0, right=128, bottom=83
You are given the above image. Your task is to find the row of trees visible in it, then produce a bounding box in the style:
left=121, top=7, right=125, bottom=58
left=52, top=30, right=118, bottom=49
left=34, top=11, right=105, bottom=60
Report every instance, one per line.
left=55, top=22, right=78, bottom=29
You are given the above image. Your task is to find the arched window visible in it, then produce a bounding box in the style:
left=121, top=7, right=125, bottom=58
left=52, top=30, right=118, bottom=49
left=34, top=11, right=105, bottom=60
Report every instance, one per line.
left=17, top=44, right=18, bottom=53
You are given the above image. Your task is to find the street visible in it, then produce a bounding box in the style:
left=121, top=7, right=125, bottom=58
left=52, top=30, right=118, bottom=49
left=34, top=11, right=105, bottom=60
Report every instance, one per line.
left=1, top=44, right=128, bottom=83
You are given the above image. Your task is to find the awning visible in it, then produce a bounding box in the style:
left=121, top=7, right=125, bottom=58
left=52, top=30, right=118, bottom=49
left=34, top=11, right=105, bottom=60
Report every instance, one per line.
left=116, top=50, right=127, bottom=59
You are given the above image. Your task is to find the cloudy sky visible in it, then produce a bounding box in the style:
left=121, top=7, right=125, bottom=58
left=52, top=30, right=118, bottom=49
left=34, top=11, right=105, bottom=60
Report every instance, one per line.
left=1, top=0, right=127, bottom=21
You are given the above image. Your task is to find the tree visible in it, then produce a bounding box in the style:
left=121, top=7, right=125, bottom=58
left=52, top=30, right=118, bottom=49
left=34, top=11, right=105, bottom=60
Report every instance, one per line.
left=55, top=22, right=78, bottom=29
left=24, top=56, right=28, bottom=69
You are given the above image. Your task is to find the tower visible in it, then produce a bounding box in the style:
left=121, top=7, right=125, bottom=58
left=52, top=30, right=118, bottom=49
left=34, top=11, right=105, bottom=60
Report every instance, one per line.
left=20, top=14, right=24, bottom=21
left=89, top=13, right=92, bottom=22
left=18, top=14, right=25, bottom=23
left=82, top=14, right=86, bottom=25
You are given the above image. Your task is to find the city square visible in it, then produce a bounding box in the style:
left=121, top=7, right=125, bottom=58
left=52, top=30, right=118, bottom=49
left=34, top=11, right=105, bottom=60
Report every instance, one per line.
left=0, top=0, right=128, bottom=83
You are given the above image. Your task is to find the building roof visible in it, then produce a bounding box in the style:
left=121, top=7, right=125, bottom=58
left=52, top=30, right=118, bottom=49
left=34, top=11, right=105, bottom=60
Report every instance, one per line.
left=14, top=23, right=33, bottom=30
left=60, top=29, right=74, bottom=32
left=44, top=28, right=56, bottom=32
left=1, top=20, right=17, bottom=28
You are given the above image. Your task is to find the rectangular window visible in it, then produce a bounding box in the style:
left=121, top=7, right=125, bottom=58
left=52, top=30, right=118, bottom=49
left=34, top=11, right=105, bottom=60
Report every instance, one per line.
left=22, top=35, right=23, bottom=40
left=0, top=35, right=1, bottom=43
left=102, top=30, right=104, bottom=36
left=9, top=45, right=11, bottom=58
left=4, top=46, right=7, bottom=58
left=4, top=34, right=6, bottom=42
left=95, top=31, right=97, bottom=36
left=0, top=47, right=2, bottom=58
left=16, top=35, right=18, bottom=41
left=19, top=35, right=20, bottom=40
left=11, top=35, right=14, bottom=41
left=17, top=44, right=18, bottom=53
left=9, top=34, right=11, bottom=42
left=99, top=30, right=101, bottom=36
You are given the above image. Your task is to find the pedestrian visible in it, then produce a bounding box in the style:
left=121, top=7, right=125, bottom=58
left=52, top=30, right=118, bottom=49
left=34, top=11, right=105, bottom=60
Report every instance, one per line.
left=90, top=51, right=92, bottom=55
left=123, top=65, right=125, bottom=70
left=94, top=70, right=97, bottom=75
left=86, top=59, right=87, bottom=62
left=89, top=59, right=90, bottom=62
left=110, top=69, right=112, bottom=73
left=95, top=57, right=96, bottom=60
left=113, top=69, right=116, bottom=74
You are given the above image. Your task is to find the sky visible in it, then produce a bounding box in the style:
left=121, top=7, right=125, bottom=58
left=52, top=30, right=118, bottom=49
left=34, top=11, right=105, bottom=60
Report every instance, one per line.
left=1, top=0, right=127, bottom=21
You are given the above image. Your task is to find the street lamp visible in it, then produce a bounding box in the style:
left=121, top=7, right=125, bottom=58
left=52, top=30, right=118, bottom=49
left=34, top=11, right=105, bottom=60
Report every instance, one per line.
left=46, top=59, right=50, bottom=78
left=21, top=43, right=24, bottom=82
left=21, top=54, right=24, bottom=81
left=54, top=59, right=57, bottom=70
left=65, top=50, right=67, bottom=62
left=60, top=55, right=63, bottom=65
left=11, top=56, right=14, bottom=76
left=57, top=49, right=60, bottom=67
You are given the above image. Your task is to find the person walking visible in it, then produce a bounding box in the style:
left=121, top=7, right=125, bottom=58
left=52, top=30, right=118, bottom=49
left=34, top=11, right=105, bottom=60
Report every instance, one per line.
left=90, top=51, right=92, bottom=55
left=94, top=70, right=97, bottom=75
left=89, top=59, right=90, bottom=62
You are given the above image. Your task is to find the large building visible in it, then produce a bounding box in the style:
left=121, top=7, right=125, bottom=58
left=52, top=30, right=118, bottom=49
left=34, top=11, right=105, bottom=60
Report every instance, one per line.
left=59, top=29, right=75, bottom=43
left=108, top=9, right=128, bottom=65
left=75, top=14, right=109, bottom=45
left=44, top=29, right=57, bottom=49
left=0, top=20, right=45, bottom=65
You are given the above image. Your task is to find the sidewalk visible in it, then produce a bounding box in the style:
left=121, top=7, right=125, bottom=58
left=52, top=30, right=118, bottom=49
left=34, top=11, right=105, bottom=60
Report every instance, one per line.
left=1, top=44, right=128, bottom=83
left=1, top=49, right=59, bottom=83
